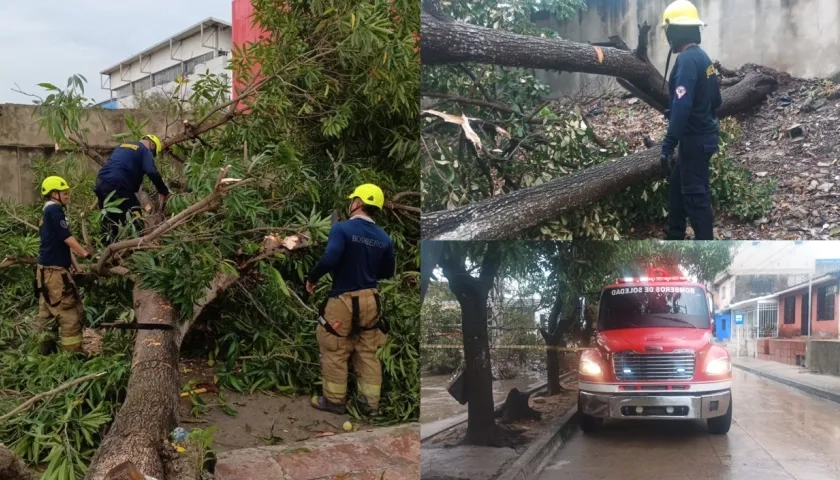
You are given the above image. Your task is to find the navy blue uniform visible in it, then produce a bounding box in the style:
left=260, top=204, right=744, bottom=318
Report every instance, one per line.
left=308, top=217, right=395, bottom=296
left=662, top=45, right=722, bottom=240
left=95, top=142, right=169, bottom=244
left=38, top=202, right=72, bottom=268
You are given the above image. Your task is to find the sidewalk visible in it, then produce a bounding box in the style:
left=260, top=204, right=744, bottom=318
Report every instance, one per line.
left=215, top=424, right=419, bottom=480
left=732, top=356, right=840, bottom=404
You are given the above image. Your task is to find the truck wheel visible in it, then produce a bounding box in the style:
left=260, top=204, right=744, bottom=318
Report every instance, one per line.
left=706, top=397, right=732, bottom=434
left=580, top=413, right=603, bottom=434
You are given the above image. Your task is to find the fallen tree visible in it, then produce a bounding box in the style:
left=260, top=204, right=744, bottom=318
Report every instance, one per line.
left=1, top=2, right=420, bottom=477
left=420, top=4, right=778, bottom=240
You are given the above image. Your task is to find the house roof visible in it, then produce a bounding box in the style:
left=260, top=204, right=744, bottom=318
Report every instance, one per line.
left=101, top=17, right=231, bottom=75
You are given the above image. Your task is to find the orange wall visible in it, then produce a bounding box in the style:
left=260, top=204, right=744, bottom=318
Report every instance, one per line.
left=776, top=282, right=839, bottom=338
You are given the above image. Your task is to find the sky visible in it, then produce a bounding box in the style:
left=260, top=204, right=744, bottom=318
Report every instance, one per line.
left=0, top=1, right=232, bottom=104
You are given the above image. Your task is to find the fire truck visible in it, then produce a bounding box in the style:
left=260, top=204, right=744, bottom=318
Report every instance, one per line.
left=577, top=270, right=732, bottom=434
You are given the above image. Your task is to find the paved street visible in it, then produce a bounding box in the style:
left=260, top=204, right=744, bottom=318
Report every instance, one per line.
left=539, top=368, right=840, bottom=480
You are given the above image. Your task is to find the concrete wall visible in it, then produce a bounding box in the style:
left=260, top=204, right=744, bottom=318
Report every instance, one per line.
left=807, top=339, right=840, bottom=375
left=534, top=0, right=840, bottom=95
left=0, top=104, right=167, bottom=204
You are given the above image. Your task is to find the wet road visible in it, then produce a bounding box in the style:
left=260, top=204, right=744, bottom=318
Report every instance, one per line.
left=420, top=374, right=541, bottom=423
left=540, top=368, right=840, bottom=480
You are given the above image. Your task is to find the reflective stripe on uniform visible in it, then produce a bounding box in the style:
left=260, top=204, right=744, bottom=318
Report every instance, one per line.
left=323, top=380, right=347, bottom=396
left=358, top=381, right=381, bottom=399
left=60, top=335, right=83, bottom=346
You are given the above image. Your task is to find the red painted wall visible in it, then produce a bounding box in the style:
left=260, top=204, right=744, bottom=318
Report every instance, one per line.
left=231, top=0, right=268, bottom=99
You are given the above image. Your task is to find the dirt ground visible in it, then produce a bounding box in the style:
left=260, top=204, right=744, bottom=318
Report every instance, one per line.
left=176, top=359, right=372, bottom=452
left=579, top=64, right=840, bottom=240
left=425, top=376, right=578, bottom=456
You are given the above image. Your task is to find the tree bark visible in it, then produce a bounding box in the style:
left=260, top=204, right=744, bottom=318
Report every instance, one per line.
left=421, top=13, right=669, bottom=109
left=422, top=70, right=778, bottom=241
left=85, top=286, right=183, bottom=480
left=439, top=244, right=503, bottom=446
left=495, top=388, right=541, bottom=424
left=0, top=445, right=33, bottom=480
left=541, top=280, right=565, bottom=395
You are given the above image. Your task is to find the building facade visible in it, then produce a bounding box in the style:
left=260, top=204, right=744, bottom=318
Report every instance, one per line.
left=711, top=242, right=840, bottom=310
left=98, top=18, right=232, bottom=109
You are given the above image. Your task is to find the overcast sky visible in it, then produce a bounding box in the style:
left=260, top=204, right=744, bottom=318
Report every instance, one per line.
left=0, top=1, right=231, bottom=104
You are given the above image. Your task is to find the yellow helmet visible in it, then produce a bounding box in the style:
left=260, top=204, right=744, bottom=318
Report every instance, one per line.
left=142, top=134, right=162, bottom=156
left=348, top=184, right=385, bottom=209
left=662, top=0, right=705, bottom=28
left=41, top=176, right=70, bottom=196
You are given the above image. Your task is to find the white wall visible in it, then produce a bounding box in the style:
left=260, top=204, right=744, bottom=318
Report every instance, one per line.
left=108, top=25, right=231, bottom=89
left=534, top=0, right=840, bottom=96
left=116, top=56, right=231, bottom=109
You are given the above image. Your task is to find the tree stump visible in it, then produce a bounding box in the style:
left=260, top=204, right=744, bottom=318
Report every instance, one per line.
left=496, top=388, right=542, bottom=424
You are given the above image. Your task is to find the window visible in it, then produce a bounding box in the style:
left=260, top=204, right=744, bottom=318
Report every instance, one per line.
left=817, top=285, right=837, bottom=321
left=751, top=277, right=772, bottom=295
left=721, top=285, right=727, bottom=299
left=783, top=296, right=796, bottom=324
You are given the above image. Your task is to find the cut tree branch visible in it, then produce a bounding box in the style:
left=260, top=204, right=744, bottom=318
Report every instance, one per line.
left=421, top=13, right=669, bottom=111
left=0, top=372, right=106, bottom=423
left=0, top=256, right=36, bottom=269
left=422, top=71, right=777, bottom=240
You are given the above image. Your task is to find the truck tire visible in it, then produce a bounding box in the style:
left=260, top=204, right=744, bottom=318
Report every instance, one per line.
left=706, top=397, right=732, bottom=434
left=580, top=413, right=602, bottom=433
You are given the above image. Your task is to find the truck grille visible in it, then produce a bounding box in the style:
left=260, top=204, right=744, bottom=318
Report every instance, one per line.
left=612, top=352, right=695, bottom=381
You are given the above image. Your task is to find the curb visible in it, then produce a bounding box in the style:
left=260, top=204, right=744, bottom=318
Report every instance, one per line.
left=495, top=406, right=579, bottom=480
left=733, top=363, right=840, bottom=405
left=421, top=377, right=556, bottom=443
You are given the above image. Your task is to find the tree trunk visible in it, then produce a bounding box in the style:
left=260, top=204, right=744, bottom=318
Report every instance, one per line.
left=421, top=71, right=776, bottom=241
left=541, top=281, right=565, bottom=395
left=421, top=13, right=669, bottom=109
left=439, top=244, right=504, bottom=446
left=85, top=286, right=184, bottom=480
left=0, top=445, right=33, bottom=480
left=420, top=240, right=444, bottom=304
left=459, top=289, right=498, bottom=445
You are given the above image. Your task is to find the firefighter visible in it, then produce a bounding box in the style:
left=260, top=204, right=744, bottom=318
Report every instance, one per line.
left=306, top=184, right=396, bottom=415
left=94, top=134, right=170, bottom=245
left=660, top=0, right=722, bottom=241
left=35, top=176, right=92, bottom=355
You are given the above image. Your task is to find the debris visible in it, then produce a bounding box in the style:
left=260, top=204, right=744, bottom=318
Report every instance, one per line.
left=343, top=421, right=353, bottom=432
left=755, top=171, right=769, bottom=177
left=808, top=180, right=819, bottom=191
left=777, top=93, right=792, bottom=106
left=788, top=124, right=804, bottom=139
left=628, top=98, right=639, bottom=105
left=588, top=107, right=605, bottom=116
left=818, top=183, right=834, bottom=192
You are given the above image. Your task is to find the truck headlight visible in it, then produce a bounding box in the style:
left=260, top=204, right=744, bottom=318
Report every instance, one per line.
left=705, top=357, right=731, bottom=376
left=579, top=359, right=602, bottom=376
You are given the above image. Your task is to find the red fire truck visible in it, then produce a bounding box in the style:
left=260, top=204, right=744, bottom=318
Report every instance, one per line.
left=577, top=270, right=732, bottom=434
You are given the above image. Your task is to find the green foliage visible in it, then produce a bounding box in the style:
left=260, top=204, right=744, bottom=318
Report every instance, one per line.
left=0, top=351, right=130, bottom=479
left=29, top=75, right=97, bottom=150
left=421, top=0, right=772, bottom=239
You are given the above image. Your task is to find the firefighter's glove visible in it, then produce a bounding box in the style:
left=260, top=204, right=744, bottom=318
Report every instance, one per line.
left=660, top=152, right=675, bottom=179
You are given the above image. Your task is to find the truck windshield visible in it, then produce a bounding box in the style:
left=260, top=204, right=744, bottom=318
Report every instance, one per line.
left=599, top=286, right=710, bottom=330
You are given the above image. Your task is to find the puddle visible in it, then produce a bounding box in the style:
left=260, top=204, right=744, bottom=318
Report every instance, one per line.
left=420, top=373, right=543, bottom=423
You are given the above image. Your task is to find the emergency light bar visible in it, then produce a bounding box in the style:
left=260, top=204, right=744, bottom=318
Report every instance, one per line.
left=616, top=276, right=688, bottom=284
